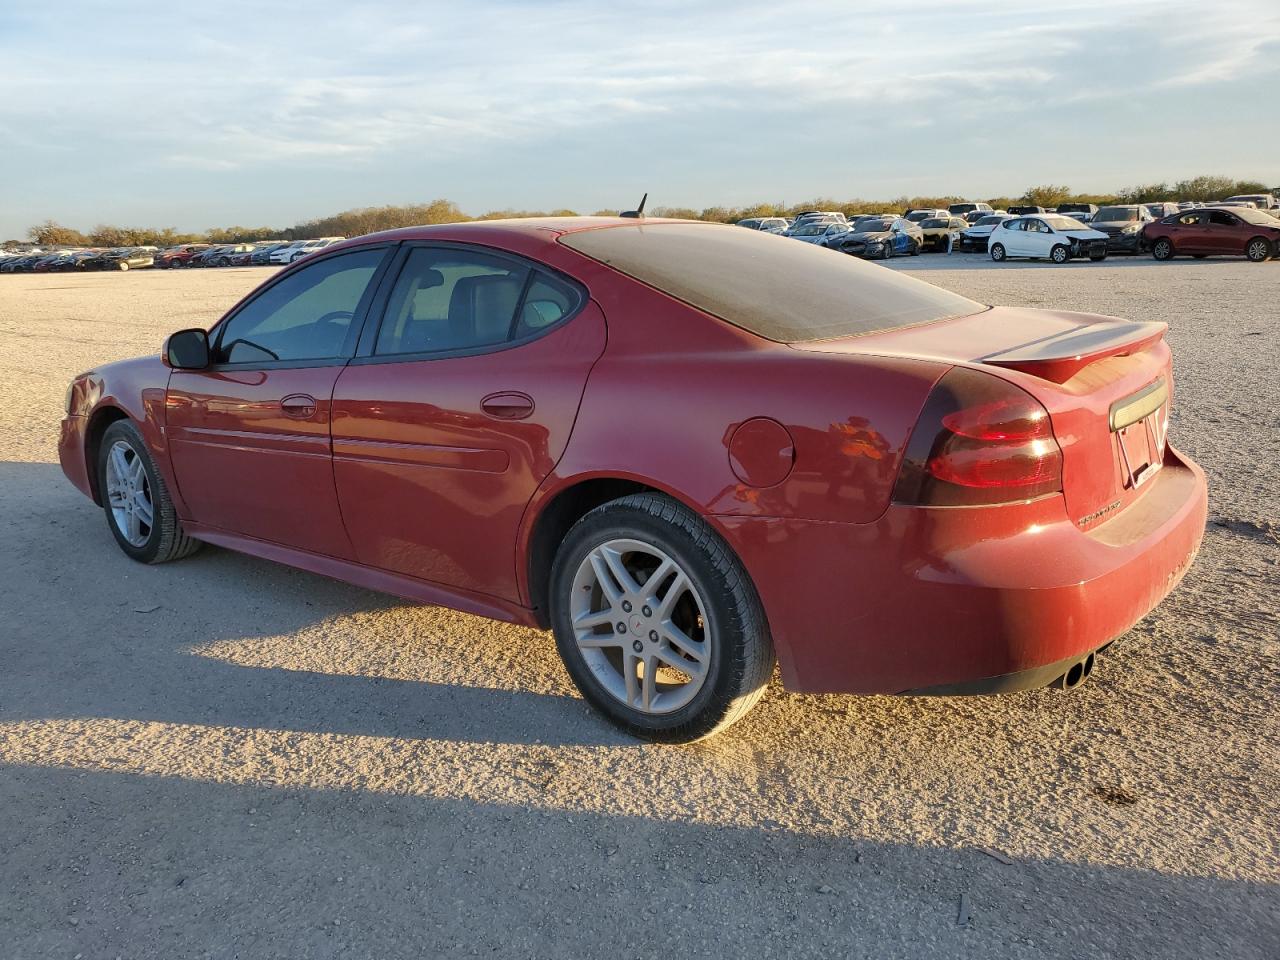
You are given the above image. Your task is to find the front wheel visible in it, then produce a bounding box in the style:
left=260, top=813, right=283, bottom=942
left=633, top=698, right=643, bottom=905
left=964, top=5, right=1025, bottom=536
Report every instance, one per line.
left=1151, top=238, right=1174, bottom=261
left=1050, top=244, right=1069, bottom=264
left=549, top=493, right=775, bottom=742
left=990, top=243, right=1007, bottom=262
left=117, top=261, right=130, bottom=271
left=1246, top=238, right=1272, bottom=262
left=97, top=420, right=202, bottom=564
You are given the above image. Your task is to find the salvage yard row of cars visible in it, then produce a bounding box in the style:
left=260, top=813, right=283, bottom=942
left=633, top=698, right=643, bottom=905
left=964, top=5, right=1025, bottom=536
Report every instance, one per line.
left=5, top=190, right=1280, bottom=274
left=737, top=192, right=1280, bottom=263
left=0, top=237, right=346, bottom=274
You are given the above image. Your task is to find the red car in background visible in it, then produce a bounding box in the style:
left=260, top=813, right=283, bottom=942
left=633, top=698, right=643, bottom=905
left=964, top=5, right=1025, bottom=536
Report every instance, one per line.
left=155, top=244, right=211, bottom=268
left=58, top=218, right=1207, bottom=741
left=1146, top=207, right=1280, bottom=262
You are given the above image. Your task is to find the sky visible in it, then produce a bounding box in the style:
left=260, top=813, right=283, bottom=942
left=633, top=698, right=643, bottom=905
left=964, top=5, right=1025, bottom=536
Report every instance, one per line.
left=1, top=0, right=1278, bottom=239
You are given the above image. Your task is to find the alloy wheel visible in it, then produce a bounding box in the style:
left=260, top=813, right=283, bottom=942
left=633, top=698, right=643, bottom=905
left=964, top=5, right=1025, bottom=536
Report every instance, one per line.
left=1247, top=239, right=1270, bottom=262
left=105, top=440, right=154, bottom=547
left=570, top=538, right=711, bottom=714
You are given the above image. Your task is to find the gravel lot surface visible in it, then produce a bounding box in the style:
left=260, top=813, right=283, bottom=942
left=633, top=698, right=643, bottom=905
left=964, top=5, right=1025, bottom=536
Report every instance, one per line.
left=0, top=257, right=1276, bottom=959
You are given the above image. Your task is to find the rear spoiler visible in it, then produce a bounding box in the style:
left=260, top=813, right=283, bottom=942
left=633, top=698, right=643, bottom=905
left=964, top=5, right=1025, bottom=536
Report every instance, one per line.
left=980, top=321, right=1167, bottom=383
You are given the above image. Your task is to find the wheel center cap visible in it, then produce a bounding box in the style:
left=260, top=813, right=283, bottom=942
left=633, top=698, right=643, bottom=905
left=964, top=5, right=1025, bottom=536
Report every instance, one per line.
left=630, top=615, right=644, bottom=635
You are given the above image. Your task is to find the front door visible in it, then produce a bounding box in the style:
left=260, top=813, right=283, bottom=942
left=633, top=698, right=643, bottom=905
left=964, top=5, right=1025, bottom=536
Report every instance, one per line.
left=1205, top=209, right=1242, bottom=255
left=166, top=246, right=389, bottom=557
left=330, top=243, right=607, bottom=601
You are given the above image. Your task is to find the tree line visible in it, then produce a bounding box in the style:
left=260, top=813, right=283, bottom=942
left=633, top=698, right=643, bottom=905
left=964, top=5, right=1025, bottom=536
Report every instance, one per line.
left=12, top=175, right=1274, bottom=249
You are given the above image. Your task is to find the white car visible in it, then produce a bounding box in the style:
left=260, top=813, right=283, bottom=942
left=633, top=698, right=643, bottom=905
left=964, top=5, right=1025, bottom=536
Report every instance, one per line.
left=268, top=236, right=346, bottom=264
left=988, top=215, right=1109, bottom=263
left=958, top=213, right=1014, bottom=251
left=735, top=217, right=789, bottom=234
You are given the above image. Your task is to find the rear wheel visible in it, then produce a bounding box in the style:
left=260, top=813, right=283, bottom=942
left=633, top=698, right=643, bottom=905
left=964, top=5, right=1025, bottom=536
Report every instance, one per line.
left=549, top=493, right=774, bottom=742
left=1050, top=244, right=1069, bottom=264
left=97, top=421, right=202, bottom=564
left=1246, top=237, right=1272, bottom=262
left=990, top=243, right=1007, bottom=262
left=117, top=261, right=130, bottom=271
left=1151, top=238, right=1174, bottom=261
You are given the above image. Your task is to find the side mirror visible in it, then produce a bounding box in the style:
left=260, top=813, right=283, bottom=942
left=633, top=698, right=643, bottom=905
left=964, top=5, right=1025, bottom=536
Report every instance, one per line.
left=164, top=328, right=210, bottom=369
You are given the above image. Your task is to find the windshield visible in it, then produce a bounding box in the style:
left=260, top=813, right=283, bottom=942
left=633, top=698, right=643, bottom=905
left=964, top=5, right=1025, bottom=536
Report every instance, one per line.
left=790, top=224, right=829, bottom=236
left=975, top=216, right=1004, bottom=226
left=1095, top=207, right=1140, bottom=222
left=560, top=223, right=983, bottom=342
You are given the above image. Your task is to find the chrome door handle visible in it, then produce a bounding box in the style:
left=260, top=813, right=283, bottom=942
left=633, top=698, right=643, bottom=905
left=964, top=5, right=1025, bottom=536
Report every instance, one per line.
left=481, top=392, right=534, bottom=420
left=280, top=394, right=318, bottom=419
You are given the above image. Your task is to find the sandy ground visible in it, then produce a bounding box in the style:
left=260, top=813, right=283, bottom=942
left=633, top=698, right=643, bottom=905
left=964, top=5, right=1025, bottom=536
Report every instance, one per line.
left=0, top=257, right=1276, bottom=959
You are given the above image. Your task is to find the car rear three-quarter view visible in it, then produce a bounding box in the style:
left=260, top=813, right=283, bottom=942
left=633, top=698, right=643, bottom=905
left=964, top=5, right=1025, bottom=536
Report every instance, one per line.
left=58, top=218, right=1208, bottom=742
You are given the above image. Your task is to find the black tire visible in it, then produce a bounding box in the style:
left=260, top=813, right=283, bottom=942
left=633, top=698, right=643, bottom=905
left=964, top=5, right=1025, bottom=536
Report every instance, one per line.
left=1151, top=238, right=1174, bottom=261
left=549, top=493, right=775, bottom=742
left=1246, top=237, right=1272, bottom=262
left=990, top=242, right=1007, bottom=262
left=97, top=420, right=202, bottom=564
left=1089, top=253, right=1107, bottom=262
left=1050, top=244, right=1069, bottom=264
left=909, top=240, right=921, bottom=256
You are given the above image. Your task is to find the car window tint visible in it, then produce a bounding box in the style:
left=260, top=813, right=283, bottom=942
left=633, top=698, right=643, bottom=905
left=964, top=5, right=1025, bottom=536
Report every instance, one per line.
left=1208, top=211, right=1237, bottom=226
left=376, top=248, right=529, bottom=355
left=215, top=248, right=383, bottom=363
left=515, top=273, right=580, bottom=337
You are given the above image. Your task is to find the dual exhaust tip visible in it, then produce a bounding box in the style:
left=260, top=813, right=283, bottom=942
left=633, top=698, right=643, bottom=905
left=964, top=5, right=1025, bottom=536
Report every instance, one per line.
left=1053, top=651, right=1096, bottom=691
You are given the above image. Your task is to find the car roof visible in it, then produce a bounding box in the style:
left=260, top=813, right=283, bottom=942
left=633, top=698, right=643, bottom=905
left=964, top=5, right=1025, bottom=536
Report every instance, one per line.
left=325, top=217, right=702, bottom=256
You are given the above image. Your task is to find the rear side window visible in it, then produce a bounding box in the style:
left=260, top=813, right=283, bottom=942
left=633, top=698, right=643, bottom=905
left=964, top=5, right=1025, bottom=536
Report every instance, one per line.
left=375, top=247, right=582, bottom=356
left=560, top=223, right=982, bottom=342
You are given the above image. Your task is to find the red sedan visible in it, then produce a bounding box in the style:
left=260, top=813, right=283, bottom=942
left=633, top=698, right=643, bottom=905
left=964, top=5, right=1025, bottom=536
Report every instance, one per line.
left=1146, top=207, right=1280, bottom=262
left=59, top=218, right=1207, bottom=741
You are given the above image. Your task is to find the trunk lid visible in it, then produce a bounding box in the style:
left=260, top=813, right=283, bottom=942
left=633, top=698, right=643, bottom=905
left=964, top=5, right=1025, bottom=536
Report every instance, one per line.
left=792, top=307, right=1173, bottom=527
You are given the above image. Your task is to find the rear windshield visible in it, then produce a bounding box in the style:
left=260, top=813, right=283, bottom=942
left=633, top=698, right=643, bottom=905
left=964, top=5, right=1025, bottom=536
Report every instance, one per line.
left=560, top=223, right=983, bottom=342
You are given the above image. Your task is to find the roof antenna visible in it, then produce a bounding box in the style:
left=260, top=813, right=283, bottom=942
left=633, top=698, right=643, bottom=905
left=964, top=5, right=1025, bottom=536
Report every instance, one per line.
left=620, top=193, right=648, bottom=218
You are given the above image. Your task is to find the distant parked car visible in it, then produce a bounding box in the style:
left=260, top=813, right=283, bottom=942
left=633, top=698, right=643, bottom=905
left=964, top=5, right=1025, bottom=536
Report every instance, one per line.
left=919, top=216, right=968, bottom=251
left=269, top=237, right=346, bottom=264
left=791, top=211, right=847, bottom=225
left=735, top=218, right=789, bottom=234
left=1056, top=203, right=1098, bottom=222
left=988, top=215, right=1108, bottom=263
left=1146, top=207, right=1280, bottom=262
left=1144, top=202, right=1180, bottom=219
left=156, top=244, right=210, bottom=268
left=904, top=208, right=951, bottom=224
left=948, top=202, right=993, bottom=218
left=786, top=221, right=849, bottom=244
left=826, top=216, right=922, bottom=259
left=1090, top=205, right=1155, bottom=254
left=1223, top=194, right=1278, bottom=211
left=959, top=214, right=1014, bottom=251
left=249, top=243, right=293, bottom=265
left=1007, top=205, right=1048, bottom=216
left=88, top=248, right=155, bottom=271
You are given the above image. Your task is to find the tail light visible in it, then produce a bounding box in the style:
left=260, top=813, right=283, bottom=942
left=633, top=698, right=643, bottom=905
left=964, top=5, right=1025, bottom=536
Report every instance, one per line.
left=893, top=367, right=1062, bottom=506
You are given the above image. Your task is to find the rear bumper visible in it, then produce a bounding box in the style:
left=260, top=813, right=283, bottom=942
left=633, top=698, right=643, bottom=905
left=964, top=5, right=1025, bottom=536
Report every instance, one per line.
left=716, top=444, right=1207, bottom=695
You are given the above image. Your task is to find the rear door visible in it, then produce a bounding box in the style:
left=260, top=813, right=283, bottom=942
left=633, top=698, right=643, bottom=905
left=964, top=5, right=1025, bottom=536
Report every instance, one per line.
left=999, top=219, right=1027, bottom=255
left=166, top=245, right=391, bottom=557
left=330, top=242, right=606, bottom=601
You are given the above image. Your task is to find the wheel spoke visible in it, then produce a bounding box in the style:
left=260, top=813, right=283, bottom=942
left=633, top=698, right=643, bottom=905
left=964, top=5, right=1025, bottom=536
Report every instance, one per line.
left=133, top=493, right=154, bottom=527
left=640, top=558, right=675, bottom=604
left=623, top=653, right=640, bottom=707
left=589, top=553, right=624, bottom=606
left=577, top=633, right=625, bottom=650
left=641, top=655, right=657, bottom=710
left=109, top=445, right=130, bottom=483
left=573, top=608, right=616, bottom=631
left=128, top=455, right=146, bottom=485
left=126, top=508, right=142, bottom=543
left=655, top=643, right=707, bottom=679
left=655, top=572, right=689, bottom=620
left=663, top=621, right=706, bottom=663
left=600, top=545, right=640, bottom=596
